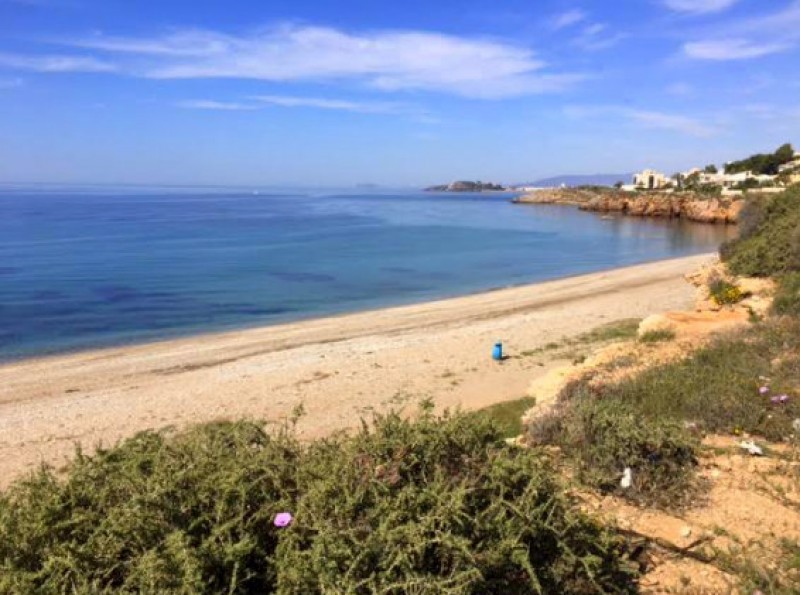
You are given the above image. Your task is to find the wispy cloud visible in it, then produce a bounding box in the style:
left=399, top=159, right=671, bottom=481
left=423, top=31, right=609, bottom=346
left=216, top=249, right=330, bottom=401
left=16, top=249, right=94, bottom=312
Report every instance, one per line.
left=684, top=39, right=788, bottom=60
left=551, top=10, right=625, bottom=52
left=252, top=95, right=409, bottom=114
left=627, top=109, right=717, bottom=137
left=572, top=23, right=626, bottom=51
left=551, top=9, right=587, bottom=29
left=663, top=0, right=739, bottom=14
left=177, top=100, right=258, bottom=111
left=60, top=24, right=583, bottom=99
left=565, top=105, right=718, bottom=137
left=0, top=52, right=115, bottom=72
left=178, top=95, right=431, bottom=119
left=681, top=1, right=800, bottom=60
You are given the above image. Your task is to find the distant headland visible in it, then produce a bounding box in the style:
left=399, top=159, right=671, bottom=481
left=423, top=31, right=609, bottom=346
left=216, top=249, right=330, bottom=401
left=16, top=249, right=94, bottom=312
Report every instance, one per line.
left=424, top=180, right=508, bottom=192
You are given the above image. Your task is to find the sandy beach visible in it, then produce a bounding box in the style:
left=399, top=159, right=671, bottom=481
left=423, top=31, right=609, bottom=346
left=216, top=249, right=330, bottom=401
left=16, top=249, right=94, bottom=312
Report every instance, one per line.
left=0, top=254, right=713, bottom=488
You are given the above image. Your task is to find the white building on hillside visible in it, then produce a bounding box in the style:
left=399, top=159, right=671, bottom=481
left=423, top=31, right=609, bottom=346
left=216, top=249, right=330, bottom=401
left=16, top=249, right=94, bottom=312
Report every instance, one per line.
left=682, top=166, right=776, bottom=188
left=778, top=151, right=800, bottom=173
left=633, top=169, right=669, bottom=189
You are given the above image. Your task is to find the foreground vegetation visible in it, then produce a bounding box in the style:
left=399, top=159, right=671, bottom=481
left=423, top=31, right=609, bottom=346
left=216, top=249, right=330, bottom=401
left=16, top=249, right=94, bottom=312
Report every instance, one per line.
left=0, top=406, right=639, bottom=594
left=530, top=184, right=800, bottom=511
left=531, top=316, right=800, bottom=507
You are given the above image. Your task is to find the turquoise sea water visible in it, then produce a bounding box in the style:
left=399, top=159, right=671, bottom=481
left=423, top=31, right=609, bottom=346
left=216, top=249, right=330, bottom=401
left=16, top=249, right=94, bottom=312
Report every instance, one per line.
left=0, top=186, right=735, bottom=361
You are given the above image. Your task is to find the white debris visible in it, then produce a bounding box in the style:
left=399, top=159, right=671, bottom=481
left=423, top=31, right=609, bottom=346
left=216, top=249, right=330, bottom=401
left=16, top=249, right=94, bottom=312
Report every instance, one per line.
left=793, top=418, right=800, bottom=433
left=739, top=440, right=763, bottom=456
left=620, top=467, right=633, bottom=489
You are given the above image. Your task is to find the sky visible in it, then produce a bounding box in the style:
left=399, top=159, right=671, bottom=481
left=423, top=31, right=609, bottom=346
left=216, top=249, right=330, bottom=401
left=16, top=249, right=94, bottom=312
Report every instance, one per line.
left=0, top=0, right=799, bottom=187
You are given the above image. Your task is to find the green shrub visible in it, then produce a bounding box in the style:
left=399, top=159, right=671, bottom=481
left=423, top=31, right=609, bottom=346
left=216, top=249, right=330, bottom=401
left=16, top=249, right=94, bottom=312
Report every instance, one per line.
left=469, top=396, right=536, bottom=439
left=737, top=197, right=768, bottom=241
left=0, top=411, right=639, bottom=593
left=773, top=273, right=800, bottom=317
left=638, top=329, right=676, bottom=344
left=552, top=397, right=698, bottom=509
left=708, top=278, right=746, bottom=305
left=723, top=187, right=800, bottom=276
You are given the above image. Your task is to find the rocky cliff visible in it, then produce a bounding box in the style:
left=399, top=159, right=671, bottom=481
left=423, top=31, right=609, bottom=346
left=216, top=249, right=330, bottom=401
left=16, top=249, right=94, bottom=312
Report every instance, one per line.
left=514, top=189, right=744, bottom=224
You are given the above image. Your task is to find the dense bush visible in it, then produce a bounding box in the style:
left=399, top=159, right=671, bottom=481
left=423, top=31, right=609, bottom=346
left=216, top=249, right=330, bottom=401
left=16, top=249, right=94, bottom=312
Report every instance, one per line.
left=708, top=278, right=746, bottom=305
left=773, top=273, right=800, bottom=317
left=0, top=409, right=639, bottom=593
left=723, top=187, right=800, bottom=276
left=736, top=197, right=769, bottom=240
left=548, top=397, right=698, bottom=509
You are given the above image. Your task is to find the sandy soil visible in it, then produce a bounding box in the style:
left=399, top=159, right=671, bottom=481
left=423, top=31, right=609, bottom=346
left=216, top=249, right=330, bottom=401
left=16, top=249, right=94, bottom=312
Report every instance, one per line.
left=0, top=254, right=713, bottom=488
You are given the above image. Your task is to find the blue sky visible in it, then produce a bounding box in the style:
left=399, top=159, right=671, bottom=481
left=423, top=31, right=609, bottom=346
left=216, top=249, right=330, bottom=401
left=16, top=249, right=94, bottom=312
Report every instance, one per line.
left=0, top=0, right=798, bottom=186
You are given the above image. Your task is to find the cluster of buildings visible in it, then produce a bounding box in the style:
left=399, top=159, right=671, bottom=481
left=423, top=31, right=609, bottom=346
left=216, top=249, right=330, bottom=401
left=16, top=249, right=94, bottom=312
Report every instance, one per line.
left=623, top=151, right=800, bottom=195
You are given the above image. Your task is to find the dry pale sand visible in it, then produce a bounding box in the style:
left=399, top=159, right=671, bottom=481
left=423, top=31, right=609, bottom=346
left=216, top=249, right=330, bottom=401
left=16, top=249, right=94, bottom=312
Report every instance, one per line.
left=0, top=254, right=713, bottom=488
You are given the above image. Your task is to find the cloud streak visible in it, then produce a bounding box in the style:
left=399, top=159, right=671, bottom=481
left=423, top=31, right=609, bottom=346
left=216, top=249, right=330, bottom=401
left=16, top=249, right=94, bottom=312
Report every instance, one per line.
left=663, top=0, right=739, bottom=14
left=551, top=9, right=586, bottom=29
left=565, top=105, right=718, bottom=137
left=684, top=39, right=788, bottom=60
left=177, top=100, right=258, bottom=111
left=178, top=95, right=430, bottom=118
left=62, top=24, right=583, bottom=98
left=681, top=1, right=800, bottom=60
left=0, top=52, right=115, bottom=72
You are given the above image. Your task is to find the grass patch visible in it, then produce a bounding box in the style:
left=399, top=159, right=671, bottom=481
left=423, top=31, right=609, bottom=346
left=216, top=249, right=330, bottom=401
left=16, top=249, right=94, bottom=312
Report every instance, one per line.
left=0, top=407, right=639, bottom=593
left=773, top=272, right=800, bottom=317
left=531, top=397, right=699, bottom=509
left=471, top=397, right=536, bottom=439
left=516, top=319, right=641, bottom=359
left=607, top=318, right=800, bottom=441
left=575, top=319, right=641, bottom=344
left=528, top=316, right=800, bottom=508
left=638, top=329, right=676, bottom=344
left=722, top=186, right=800, bottom=277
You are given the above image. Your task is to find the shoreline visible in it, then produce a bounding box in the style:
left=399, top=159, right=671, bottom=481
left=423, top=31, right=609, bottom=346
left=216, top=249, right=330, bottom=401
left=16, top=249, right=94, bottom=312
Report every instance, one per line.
left=0, top=253, right=714, bottom=488
left=1, top=252, right=714, bottom=366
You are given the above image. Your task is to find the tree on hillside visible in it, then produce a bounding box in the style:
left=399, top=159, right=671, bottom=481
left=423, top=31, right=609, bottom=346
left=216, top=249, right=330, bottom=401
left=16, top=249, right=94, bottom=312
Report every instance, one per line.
left=776, top=143, right=795, bottom=163
left=704, top=164, right=718, bottom=174
left=725, top=142, right=795, bottom=175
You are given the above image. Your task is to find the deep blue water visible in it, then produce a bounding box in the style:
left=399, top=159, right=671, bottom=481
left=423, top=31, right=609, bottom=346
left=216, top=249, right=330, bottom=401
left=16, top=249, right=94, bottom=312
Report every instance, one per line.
left=0, top=186, right=735, bottom=360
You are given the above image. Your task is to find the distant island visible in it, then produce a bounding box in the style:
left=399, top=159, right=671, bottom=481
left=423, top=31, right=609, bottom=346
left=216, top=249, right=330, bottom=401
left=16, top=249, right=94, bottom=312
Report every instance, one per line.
left=424, top=180, right=508, bottom=192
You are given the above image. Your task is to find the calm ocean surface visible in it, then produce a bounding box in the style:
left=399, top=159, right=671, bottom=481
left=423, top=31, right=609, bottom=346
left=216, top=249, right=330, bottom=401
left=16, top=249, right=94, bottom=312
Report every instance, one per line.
left=0, top=186, right=735, bottom=361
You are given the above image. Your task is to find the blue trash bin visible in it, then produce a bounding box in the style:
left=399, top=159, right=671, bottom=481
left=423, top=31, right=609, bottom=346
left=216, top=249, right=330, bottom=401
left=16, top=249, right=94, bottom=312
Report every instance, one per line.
left=492, top=341, right=503, bottom=361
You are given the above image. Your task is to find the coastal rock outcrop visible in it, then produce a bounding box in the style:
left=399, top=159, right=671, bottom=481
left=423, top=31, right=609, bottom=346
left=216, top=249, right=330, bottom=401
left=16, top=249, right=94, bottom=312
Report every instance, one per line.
left=514, top=189, right=744, bottom=224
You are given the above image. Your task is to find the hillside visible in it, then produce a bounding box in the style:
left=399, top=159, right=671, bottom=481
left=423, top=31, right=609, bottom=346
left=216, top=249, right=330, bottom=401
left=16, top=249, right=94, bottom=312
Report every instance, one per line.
left=521, top=173, right=631, bottom=188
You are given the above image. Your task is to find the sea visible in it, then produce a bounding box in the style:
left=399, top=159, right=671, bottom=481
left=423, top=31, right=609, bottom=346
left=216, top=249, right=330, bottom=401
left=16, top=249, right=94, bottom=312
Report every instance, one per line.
left=0, top=186, right=736, bottom=361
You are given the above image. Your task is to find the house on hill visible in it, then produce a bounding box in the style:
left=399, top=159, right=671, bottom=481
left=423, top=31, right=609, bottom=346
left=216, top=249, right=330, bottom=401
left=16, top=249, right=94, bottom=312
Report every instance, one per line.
left=632, top=169, right=669, bottom=190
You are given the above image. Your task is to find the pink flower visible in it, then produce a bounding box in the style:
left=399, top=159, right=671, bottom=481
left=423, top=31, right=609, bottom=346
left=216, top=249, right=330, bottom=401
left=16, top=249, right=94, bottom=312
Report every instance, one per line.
left=274, top=512, right=293, bottom=528
left=759, top=386, right=770, bottom=395
left=770, top=394, right=789, bottom=405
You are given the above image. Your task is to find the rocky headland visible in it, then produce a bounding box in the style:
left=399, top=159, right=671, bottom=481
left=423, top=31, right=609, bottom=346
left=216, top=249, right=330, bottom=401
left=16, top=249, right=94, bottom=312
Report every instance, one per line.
left=514, top=188, right=744, bottom=224
left=425, top=180, right=508, bottom=192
